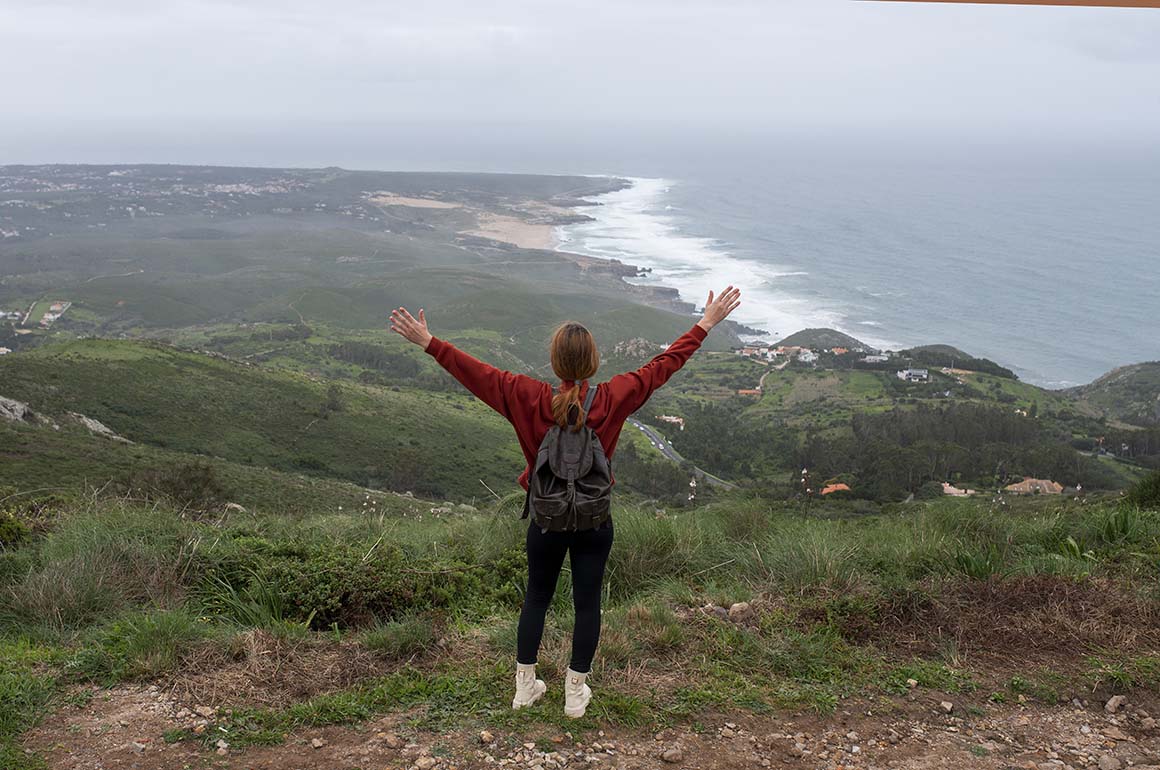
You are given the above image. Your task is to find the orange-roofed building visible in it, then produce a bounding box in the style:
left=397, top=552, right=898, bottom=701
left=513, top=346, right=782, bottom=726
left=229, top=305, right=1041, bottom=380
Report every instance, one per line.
left=1004, top=478, right=1063, bottom=495
left=821, top=483, right=851, bottom=496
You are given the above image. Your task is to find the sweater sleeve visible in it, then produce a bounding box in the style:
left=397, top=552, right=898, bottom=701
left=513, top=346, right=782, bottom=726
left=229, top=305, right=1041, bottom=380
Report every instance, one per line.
left=424, top=337, right=542, bottom=421
left=606, top=324, right=708, bottom=419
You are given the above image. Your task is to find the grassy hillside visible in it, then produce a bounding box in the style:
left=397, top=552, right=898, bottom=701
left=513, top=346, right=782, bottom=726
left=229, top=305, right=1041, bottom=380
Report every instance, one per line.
left=0, top=339, right=524, bottom=501
left=2, top=490, right=1158, bottom=767
left=0, top=420, right=431, bottom=517
left=1069, top=361, right=1160, bottom=427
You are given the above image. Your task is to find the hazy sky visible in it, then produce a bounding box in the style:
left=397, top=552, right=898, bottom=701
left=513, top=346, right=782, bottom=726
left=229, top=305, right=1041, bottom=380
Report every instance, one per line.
left=3, top=0, right=1160, bottom=165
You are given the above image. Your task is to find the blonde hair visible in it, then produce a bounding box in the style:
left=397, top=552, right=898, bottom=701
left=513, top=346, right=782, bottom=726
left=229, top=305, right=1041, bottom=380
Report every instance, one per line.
left=549, top=322, right=600, bottom=431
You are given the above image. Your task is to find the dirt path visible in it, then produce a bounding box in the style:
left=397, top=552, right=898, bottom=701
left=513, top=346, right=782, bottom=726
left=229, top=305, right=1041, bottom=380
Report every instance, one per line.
left=26, top=683, right=1159, bottom=770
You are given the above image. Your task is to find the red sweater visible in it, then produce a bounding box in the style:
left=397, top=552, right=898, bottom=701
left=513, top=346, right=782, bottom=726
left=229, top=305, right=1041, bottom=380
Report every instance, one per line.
left=424, top=324, right=708, bottom=489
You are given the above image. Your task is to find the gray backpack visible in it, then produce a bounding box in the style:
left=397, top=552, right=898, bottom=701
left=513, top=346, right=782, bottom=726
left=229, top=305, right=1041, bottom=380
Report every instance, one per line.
left=524, top=383, right=613, bottom=532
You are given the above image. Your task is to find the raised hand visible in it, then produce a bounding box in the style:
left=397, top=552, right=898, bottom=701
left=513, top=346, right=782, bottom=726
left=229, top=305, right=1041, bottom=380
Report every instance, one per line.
left=696, top=286, right=742, bottom=332
left=389, top=307, right=433, bottom=349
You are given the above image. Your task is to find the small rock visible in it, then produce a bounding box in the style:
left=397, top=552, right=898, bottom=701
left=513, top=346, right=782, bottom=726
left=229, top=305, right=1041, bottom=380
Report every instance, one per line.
left=130, top=741, right=147, bottom=753
left=1098, top=756, right=1122, bottom=770
left=1142, top=717, right=1157, bottom=730
left=721, top=727, right=736, bottom=738
left=194, top=705, right=216, bottom=719
left=847, top=731, right=860, bottom=741
left=661, top=746, right=683, bottom=763
left=192, top=724, right=205, bottom=735
left=1105, top=696, right=1126, bottom=714
left=415, top=757, right=438, bottom=770
left=480, top=730, right=495, bottom=744
left=215, top=739, right=229, bottom=750
left=906, top=678, right=919, bottom=688
left=381, top=732, right=404, bottom=749
left=728, top=602, right=753, bottom=621
left=1103, top=727, right=1129, bottom=741
left=311, top=737, right=327, bottom=749
left=940, top=701, right=954, bottom=713
left=175, top=709, right=191, bottom=719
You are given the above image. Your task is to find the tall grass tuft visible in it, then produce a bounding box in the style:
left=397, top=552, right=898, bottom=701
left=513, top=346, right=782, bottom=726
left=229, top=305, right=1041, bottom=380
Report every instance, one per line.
left=362, top=613, right=437, bottom=659
left=2, top=503, right=199, bottom=630
left=67, top=608, right=207, bottom=683
left=606, top=509, right=709, bottom=598
left=199, top=571, right=303, bottom=628
left=757, top=528, right=859, bottom=590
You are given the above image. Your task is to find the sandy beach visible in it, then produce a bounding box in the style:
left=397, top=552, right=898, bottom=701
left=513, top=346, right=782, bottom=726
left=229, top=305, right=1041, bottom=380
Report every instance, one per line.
left=463, top=212, right=557, bottom=250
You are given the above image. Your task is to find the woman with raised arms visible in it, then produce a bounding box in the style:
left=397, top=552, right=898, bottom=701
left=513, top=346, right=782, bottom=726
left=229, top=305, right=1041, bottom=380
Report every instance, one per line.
left=390, top=286, right=741, bottom=718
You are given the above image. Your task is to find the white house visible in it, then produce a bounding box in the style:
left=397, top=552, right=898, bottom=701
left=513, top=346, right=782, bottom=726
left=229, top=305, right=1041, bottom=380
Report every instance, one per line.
left=798, top=350, right=819, bottom=364
left=862, top=354, right=889, bottom=363
left=896, top=368, right=929, bottom=382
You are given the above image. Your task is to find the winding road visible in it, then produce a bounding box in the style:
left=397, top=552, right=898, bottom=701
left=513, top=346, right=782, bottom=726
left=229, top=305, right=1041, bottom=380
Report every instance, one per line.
left=627, top=418, right=737, bottom=490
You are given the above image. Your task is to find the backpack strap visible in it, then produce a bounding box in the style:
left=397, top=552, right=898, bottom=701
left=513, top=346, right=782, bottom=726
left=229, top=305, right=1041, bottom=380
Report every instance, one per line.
left=581, top=381, right=597, bottom=425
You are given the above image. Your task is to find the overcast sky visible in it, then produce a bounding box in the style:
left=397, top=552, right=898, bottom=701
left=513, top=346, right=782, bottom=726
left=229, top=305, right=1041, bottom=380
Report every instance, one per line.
left=3, top=0, right=1159, bottom=166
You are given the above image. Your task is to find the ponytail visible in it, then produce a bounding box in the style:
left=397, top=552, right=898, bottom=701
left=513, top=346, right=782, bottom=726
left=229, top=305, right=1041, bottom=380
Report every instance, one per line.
left=552, top=384, right=587, bottom=432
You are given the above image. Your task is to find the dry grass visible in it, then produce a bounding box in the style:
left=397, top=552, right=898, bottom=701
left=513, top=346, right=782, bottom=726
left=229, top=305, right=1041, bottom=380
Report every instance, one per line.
left=169, top=629, right=395, bottom=709
left=865, top=575, right=1160, bottom=662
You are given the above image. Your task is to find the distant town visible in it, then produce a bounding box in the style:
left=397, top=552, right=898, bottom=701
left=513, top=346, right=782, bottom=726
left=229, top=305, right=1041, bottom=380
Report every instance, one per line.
left=0, top=299, right=72, bottom=353
left=731, top=342, right=941, bottom=393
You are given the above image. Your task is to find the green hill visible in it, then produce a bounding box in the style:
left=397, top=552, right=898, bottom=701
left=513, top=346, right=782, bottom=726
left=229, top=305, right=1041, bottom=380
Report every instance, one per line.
left=775, top=328, right=871, bottom=351
left=1068, top=361, right=1160, bottom=427
left=0, top=339, right=524, bottom=501
left=0, top=419, right=426, bottom=516
left=897, top=344, right=1018, bottom=380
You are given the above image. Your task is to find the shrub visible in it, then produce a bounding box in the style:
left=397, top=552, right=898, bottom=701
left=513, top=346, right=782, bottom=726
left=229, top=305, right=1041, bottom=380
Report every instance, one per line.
left=0, top=514, right=30, bottom=548
left=202, top=537, right=482, bottom=628
left=1127, top=469, right=1160, bottom=510
left=123, top=462, right=228, bottom=511
left=915, top=481, right=945, bottom=500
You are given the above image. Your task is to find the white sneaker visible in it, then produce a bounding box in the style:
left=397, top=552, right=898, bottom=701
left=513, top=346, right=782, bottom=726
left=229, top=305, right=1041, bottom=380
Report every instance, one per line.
left=512, top=662, right=547, bottom=709
left=563, top=668, right=592, bottom=718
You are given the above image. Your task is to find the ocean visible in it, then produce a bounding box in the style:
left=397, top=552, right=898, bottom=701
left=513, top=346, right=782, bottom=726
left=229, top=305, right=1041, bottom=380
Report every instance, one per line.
left=553, top=142, right=1160, bottom=388
left=13, top=124, right=1157, bottom=387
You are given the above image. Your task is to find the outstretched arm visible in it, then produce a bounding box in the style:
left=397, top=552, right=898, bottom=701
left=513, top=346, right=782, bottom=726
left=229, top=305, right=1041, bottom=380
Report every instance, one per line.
left=610, top=286, right=742, bottom=416
left=390, top=306, right=537, bottom=421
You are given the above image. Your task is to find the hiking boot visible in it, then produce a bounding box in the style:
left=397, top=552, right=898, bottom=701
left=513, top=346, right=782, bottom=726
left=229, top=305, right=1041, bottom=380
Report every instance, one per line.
left=512, top=662, right=546, bottom=709
left=563, top=667, right=592, bottom=718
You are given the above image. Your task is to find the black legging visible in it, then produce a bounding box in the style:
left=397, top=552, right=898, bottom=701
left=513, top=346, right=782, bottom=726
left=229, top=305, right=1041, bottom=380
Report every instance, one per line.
left=516, top=521, right=614, bottom=673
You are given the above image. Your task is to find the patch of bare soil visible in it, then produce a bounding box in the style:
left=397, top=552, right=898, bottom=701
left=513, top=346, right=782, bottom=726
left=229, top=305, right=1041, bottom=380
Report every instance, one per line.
left=24, top=681, right=1160, bottom=770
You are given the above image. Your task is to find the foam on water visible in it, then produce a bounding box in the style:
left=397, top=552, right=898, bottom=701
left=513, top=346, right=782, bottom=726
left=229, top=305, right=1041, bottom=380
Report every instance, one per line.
left=557, top=178, right=898, bottom=349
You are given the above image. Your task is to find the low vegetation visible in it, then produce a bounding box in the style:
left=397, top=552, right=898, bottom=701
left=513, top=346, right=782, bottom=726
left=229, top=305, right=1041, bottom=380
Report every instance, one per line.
left=2, top=490, right=1158, bottom=764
